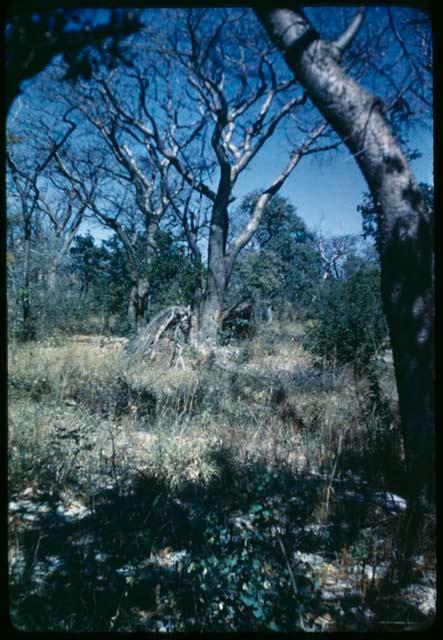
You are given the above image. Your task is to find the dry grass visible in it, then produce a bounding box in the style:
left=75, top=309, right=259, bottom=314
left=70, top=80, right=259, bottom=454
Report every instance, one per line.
left=8, top=323, right=401, bottom=503
left=8, top=323, right=435, bottom=633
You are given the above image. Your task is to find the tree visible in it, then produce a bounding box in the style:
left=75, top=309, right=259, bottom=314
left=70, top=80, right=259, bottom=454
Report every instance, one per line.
left=317, top=233, right=371, bottom=282
left=69, top=233, right=106, bottom=296
left=6, top=113, right=78, bottom=339
left=9, top=8, right=340, bottom=345
left=134, top=8, right=339, bottom=346
left=68, top=233, right=133, bottom=333
left=303, top=268, right=388, bottom=376
left=147, top=229, right=200, bottom=314
left=256, top=7, right=434, bottom=510
left=46, top=115, right=161, bottom=331
left=230, top=192, right=322, bottom=321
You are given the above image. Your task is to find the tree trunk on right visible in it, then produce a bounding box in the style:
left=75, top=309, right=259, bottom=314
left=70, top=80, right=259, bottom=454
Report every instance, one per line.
left=257, top=8, right=434, bottom=509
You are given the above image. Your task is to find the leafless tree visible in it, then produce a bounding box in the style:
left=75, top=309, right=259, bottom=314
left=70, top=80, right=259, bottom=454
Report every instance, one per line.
left=84, top=8, right=341, bottom=347
left=318, top=234, right=361, bottom=281
left=41, top=82, right=184, bottom=331
left=6, top=113, right=78, bottom=338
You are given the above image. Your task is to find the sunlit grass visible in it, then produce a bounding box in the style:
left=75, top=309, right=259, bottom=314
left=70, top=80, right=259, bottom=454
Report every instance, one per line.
left=8, top=323, right=401, bottom=500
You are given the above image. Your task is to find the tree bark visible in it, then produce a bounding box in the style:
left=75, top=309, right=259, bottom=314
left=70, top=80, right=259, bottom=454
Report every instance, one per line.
left=257, top=7, right=434, bottom=508
left=128, top=272, right=150, bottom=332
left=21, top=220, right=34, bottom=341
left=195, top=200, right=228, bottom=346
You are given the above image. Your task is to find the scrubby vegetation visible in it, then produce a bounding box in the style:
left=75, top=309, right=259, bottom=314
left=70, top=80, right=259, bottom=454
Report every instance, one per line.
left=7, top=188, right=435, bottom=633
left=8, top=321, right=435, bottom=632
left=7, top=6, right=434, bottom=632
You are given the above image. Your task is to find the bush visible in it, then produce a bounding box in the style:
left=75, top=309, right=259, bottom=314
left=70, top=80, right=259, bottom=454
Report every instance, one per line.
left=303, top=269, right=388, bottom=374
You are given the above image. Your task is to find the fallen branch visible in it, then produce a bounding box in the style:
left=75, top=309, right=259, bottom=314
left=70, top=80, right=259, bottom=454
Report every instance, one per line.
left=125, top=305, right=190, bottom=360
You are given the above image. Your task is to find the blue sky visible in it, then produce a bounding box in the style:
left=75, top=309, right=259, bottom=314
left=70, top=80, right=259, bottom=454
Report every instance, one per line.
left=69, top=6, right=433, bottom=242
left=83, top=128, right=433, bottom=242
left=263, top=129, right=432, bottom=237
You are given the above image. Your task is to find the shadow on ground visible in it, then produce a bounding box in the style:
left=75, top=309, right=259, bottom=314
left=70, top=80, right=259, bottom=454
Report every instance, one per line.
left=9, top=460, right=435, bottom=632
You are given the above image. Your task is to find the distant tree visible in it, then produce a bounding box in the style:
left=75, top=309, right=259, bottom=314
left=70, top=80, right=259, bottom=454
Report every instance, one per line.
left=6, top=113, right=78, bottom=340
left=49, top=107, right=176, bottom=332
left=68, top=233, right=132, bottom=333
left=100, top=235, right=132, bottom=322
left=149, top=231, right=200, bottom=312
left=230, top=193, right=322, bottom=320
left=303, top=268, right=388, bottom=376
left=69, top=233, right=106, bottom=296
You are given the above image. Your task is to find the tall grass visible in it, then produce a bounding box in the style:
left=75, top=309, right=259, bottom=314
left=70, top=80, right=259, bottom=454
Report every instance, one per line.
left=8, top=325, right=402, bottom=503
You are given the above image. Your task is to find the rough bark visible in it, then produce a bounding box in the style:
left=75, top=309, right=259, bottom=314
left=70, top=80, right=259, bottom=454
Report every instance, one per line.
left=21, top=221, right=34, bottom=341
left=197, top=195, right=229, bottom=346
left=257, top=7, right=434, bottom=508
left=127, top=275, right=150, bottom=331
left=195, top=122, right=328, bottom=348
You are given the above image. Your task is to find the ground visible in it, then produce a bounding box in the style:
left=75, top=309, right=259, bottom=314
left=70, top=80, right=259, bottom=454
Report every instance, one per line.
left=8, top=321, right=436, bottom=632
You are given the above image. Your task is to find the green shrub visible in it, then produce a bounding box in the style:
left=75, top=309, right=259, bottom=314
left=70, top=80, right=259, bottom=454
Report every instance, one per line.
left=303, top=269, right=388, bottom=374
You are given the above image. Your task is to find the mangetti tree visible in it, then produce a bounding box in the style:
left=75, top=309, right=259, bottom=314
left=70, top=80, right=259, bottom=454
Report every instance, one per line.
left=86, top=7, right=340, bottom=347
left=36, top=53, right=196, bottom=331
left=40, top=7, right=339, bottom=346
left=51, top=129, right=181, bottom=331
left=256, top=6, right=434, bottom=511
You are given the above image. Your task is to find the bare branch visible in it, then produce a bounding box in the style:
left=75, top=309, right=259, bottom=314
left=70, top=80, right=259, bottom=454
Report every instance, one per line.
left=225, top=121, right=327, bottom=274
left=232, top=92, right=307, bottom=181
left=333, top=8, right=366, bottom=53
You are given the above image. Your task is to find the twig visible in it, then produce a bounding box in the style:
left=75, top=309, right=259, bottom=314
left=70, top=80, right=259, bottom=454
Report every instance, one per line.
left=107, top=423, right=120, bottom=495
left=277, top=533, right=305, bottom=630
left=324, top=426, right=349, bottom=518
left=276, top=533, right=298, bottom=597
left=28, top=533, right=47, bottom=577
left=175, top=343, right=186, bottom=370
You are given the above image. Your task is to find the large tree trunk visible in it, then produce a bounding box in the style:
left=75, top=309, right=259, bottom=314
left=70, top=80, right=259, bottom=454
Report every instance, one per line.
left=194, top=245, right=226, bottom=348
left=196, top=289, right=224, bottom=347
left=47, top=266, right=58, bottom=292
left=257, top=8, right=434, bottom=509
left=193, top=179, right=230, bottom=347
